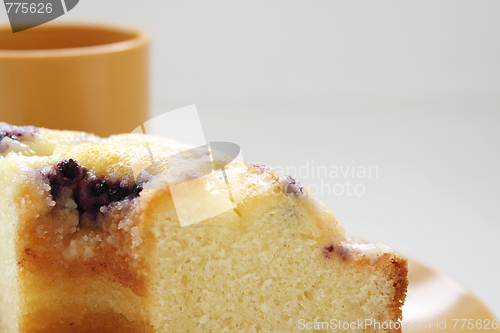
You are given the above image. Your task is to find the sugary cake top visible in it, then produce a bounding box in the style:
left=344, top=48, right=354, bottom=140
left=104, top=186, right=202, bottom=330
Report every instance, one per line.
left=0, top=122, right=396, bottom=262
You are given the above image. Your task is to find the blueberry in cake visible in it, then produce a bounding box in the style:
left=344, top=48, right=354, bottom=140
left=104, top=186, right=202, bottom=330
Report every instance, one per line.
left=0, top=123, right=407, bottom=332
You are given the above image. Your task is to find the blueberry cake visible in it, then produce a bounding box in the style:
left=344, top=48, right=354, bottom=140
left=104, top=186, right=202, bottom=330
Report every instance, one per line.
left=0, top=123, right=407, bottom=332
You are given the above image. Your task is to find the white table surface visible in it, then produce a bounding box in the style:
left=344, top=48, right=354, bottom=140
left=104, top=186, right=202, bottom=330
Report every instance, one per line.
left=2, top=0, right=499, bottom=319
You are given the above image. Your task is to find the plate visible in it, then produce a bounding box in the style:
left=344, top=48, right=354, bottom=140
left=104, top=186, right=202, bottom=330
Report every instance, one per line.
left=403, top=258, right=499, bottom=332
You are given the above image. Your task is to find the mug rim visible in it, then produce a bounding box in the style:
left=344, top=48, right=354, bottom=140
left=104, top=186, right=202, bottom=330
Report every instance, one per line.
left=0, top=21, right=149, bottom=58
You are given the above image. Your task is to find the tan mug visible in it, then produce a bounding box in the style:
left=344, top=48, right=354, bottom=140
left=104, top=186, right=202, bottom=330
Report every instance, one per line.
left=0, top=23, right=149, bottom=137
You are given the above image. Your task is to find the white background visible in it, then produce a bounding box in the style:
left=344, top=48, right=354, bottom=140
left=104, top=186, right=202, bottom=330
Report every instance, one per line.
left=2, top=0, right=499, bottom=318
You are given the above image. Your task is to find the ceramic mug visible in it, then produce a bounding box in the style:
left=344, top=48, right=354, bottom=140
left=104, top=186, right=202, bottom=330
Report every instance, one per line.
left=0, top=23, right=149, bottom=137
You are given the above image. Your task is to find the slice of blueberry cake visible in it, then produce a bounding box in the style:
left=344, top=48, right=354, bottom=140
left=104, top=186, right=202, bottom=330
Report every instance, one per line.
left=0, top=123, right=407, bottom=333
